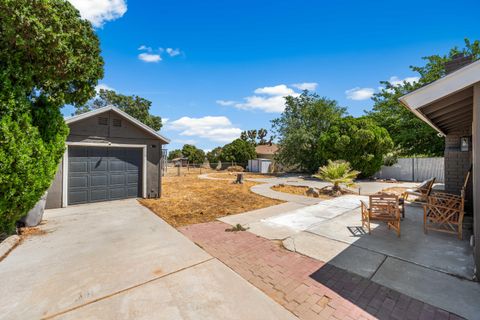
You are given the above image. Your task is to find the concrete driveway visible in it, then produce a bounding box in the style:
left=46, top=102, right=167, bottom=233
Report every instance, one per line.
left=0, top=200, right=296, bottom=320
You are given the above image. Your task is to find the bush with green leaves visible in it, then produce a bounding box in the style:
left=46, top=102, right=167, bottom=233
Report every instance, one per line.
left=219, top=139, right=256, bottom=165
left=0, top=0, right=103, bottom=234
left=319, top=117, right=393, bottom=177
left=313, top=160, right=360, bottom=192
left=182, top=144, right=205, bottom=164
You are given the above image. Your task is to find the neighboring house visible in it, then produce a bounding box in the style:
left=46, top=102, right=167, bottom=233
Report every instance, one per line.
left=45, top=106, right=170, bottom=209
left=255, top=144, right=278, bottom=160
left=399, top=55, right=480, bottom=277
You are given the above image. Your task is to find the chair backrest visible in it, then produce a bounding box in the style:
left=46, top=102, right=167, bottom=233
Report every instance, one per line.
left=460, top=168, right=471, bottom=198
left=369, top=194, right=400, bottom=217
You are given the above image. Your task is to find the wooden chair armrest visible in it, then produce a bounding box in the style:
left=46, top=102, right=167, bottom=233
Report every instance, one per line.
left=423, top=202, right=462, bottom=213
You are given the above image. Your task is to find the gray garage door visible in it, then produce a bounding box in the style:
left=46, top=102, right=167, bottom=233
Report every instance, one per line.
left=68, top=146, right=142, bottom=205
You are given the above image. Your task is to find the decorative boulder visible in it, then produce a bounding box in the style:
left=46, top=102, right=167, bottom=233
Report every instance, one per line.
left=306, top=187, right=320, bottom=198
left=20, top=192, right=48, bottom=227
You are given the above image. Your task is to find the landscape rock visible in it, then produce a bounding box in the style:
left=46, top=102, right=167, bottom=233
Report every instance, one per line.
left=306, top=187, right=320, bottom=198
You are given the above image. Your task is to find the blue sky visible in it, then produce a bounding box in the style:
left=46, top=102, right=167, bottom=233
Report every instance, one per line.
left=65, top=0, right=480, bottom=151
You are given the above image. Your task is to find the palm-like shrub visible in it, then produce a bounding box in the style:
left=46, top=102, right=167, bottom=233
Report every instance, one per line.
left=314, top=160, right=360, bottom=192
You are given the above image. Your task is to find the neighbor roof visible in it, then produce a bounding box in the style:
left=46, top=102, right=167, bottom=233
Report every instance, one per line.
left=255, top=144, right=278, bottom=155
left=65, top=105, right=170, bottom=143
left=399, top=59, right=480, bottom=135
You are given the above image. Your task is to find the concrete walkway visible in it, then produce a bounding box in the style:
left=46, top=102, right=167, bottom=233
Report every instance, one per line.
left=219, top=199, right=479, bottom=319
left=181, top=221, right=463, bottom=320
left=0, top=200, right=296, bottom=320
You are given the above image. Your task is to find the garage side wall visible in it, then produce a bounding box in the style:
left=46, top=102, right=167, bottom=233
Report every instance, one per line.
left=45, top=111, right=165, bottom=209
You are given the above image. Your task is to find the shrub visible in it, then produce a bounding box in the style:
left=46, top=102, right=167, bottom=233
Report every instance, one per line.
left=313, top=160, right=360, bottom=192
left=220, top=139, right=256, bottom=165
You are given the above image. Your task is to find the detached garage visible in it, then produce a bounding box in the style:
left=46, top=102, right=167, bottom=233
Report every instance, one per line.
left=45, top=106, right=170, bottom=209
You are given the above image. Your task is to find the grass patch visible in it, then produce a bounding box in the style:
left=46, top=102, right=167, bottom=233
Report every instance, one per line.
left=140, top=175, right=283, bottom=227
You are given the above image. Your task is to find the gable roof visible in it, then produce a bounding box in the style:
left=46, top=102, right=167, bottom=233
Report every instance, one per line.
left=65, top=106, right=170, bottom=144
left=255, top=144, right=278, bottom=155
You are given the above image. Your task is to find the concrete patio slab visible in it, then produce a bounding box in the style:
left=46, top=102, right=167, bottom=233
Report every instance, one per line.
left=219, top=202, right=306, bottom=226
left=372, top=257, right=480, bottom=320
left=284, top=232, right=387, bottom=278
left=57, top=259, right=297, bottom=320
left=264, top=195, right=367, bottom=232
left=0, top=200, right=296, bottom=320
left=308, top=206, right=475, bottom=279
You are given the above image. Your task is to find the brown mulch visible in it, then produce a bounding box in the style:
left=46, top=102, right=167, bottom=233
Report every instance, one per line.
left=271, top=184, right=334, bottom=199
left=139, top=175, right=283, bottom=227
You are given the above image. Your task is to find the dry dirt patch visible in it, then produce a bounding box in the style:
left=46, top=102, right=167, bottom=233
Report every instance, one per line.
left=208, top=172, right=279, bottom=180
left=271, top=184, right=334, bottom=200
left=379, top=187, right=408, bottom=196
left=140, top=175, right=283, bottom=227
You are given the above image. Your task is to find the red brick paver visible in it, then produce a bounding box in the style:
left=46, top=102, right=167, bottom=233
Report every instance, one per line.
left=179, top=221, right=464, bottom=320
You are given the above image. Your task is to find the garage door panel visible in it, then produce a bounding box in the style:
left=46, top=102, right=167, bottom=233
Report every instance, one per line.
left=109, top=159, right=126, bottom=172
left=127, top=186, right=139, bottom=197
left=127, top=173, right=139, bottom=183
left=90, top=159, right=107, bottom=172
left=69, top=176, right=88, bottom=188
left=109, top=174, right=126, bottom=186
left=69, top=190, right=88, bottom=205
left=90, top=189, right=108, bottom=202
left=109, top=187, right=127, bottom=200
left=68, top=146, right=142, bottom=205
left=69, top=161, right=88, bottom=173
left=91, top=175, right=108, bottom=187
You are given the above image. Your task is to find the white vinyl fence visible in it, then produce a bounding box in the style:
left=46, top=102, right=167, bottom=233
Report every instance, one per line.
left=374, top=157, right=444, bottom=183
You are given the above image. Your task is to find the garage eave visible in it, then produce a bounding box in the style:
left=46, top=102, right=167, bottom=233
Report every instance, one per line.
left=65, top=106, right=170, bottom=144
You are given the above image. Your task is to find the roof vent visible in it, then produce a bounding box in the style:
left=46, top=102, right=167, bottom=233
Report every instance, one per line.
left=112, top=118, right=122, bottom=127
left=445, top=54, right=473, bottom=75
left=98, top=117, right=108, bottom=125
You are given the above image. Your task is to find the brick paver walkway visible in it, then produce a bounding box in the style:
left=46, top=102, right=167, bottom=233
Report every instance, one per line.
left=179, top=221, right=463, bottom=320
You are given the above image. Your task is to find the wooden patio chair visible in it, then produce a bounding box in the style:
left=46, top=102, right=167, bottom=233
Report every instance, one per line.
left=361, top=194, right=401, bottom=237
left=423, top=170, right=470, bottom=240
left=403, top=177, right=436, bottom=202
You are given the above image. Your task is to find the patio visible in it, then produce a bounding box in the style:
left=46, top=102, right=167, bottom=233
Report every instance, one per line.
left=220, top=198, right=480, bottom=319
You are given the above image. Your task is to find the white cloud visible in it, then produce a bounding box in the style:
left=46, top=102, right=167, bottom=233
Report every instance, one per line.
left=95, top=83, right=114, bottom=92
left=166, top=48, right=181, bottom=57
left=292, top=82, right=318, bottom=91
left=223, top=84, right=301, bottom=113
left=168, top=116, right=242, bottom=143
left=216, top=100, right=236, bottom=106
left=254, top=84, right=295, bottom=96
left=388, top=76, right=420, bottom=86
left=67, top=0, right=127, bottom=27
left=138, top=52, right=162, bottom=63
left=138, top=45, right=152, bottom=52
left=345, top=87, right=375, bottom=101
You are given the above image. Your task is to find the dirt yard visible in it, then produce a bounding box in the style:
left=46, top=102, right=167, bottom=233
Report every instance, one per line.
left=380, top=187, right=408, bottom=196
left=140, top=175, right=283, bottom=227
left=208, top=172, right=279, bottom=180
left=271, top=184, right=333, bottom=199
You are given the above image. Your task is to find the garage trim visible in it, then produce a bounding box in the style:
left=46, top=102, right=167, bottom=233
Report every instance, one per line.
left=62, top=142, right=147, bottom=207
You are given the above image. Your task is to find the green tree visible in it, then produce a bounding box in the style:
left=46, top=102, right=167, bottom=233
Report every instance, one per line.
left=206, top=147, right=223, bottom=163
left=181, top=144, right=205, bottom=164
left=319, top=117, right=393, bottom=177
left=368, top=39, right=480, bottom=156
left=220, top=139, right=256, bottom=165
left=257, top=128, right=268, bottom=145
left=75, top=89, right=162, bottom=131
left=272, top=91, right=346, bottom=172
left=168, top=149, right=183, bottom=161
left=0, top=0, right=103, bottom=235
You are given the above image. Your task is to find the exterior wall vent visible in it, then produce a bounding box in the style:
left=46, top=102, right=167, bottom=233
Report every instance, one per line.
left=112, top=118, right=122, bottom=127
left=98, top=117, right=108, bottom=126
